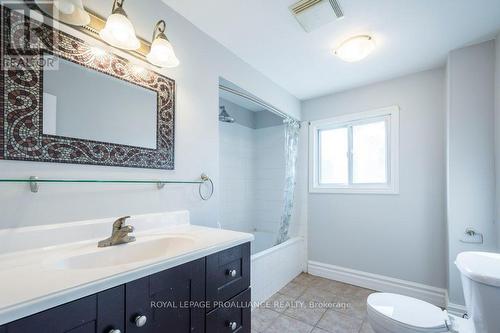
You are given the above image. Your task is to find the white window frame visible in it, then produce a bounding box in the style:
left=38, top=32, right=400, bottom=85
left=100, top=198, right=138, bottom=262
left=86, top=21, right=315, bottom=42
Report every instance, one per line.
left=309, top=105, right=399, bottom=194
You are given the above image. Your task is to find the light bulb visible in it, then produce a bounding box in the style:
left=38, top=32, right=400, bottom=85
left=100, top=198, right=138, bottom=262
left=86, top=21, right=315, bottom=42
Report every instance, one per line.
left=147, top=38, right=179, bottom=67
left=146, top=20, right=180, bottom=68
left=99, top=3, right=140, bottom=50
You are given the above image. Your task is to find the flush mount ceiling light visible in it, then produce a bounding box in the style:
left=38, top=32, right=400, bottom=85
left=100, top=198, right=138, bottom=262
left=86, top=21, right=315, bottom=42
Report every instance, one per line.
left=146, top=20, right=180, bottom=68
left=35, top=0, right=90, bottom=26
left=334, top=35, right=375, bottom=62
left=99, top=0, right=140, bottom=50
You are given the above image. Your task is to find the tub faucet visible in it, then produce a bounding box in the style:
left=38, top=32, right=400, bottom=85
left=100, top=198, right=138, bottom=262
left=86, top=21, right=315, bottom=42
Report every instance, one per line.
left=98, top=216, right=136, bottom=247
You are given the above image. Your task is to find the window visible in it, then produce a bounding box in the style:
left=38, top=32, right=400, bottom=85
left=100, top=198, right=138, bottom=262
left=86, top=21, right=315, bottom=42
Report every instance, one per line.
left=309, top=106, right=399, bottom=194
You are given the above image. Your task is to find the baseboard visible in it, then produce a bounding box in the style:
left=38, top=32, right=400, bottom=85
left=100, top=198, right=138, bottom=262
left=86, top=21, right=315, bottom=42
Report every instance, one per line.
left=446, top=296, right=467, bottom=317
left=308, top=260, right=447, bottom=307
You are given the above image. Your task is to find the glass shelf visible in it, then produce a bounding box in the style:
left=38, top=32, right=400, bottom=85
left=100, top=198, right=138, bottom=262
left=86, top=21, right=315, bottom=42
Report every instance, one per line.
left=0, top=179, right=203, bottom=184
left=0, top=174, right=214, bottom=199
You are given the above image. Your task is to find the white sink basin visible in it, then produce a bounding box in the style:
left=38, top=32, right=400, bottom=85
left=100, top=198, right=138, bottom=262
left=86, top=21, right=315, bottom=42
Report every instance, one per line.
left=53, top=236, right=196, bottom=269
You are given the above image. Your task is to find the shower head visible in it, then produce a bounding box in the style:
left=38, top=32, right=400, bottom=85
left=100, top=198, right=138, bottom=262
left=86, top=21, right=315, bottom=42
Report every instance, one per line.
left=218, top=106, right=235, bottom=123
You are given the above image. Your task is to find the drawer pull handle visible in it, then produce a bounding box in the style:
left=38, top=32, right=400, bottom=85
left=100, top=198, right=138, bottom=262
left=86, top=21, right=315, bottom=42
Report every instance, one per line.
left=108, top=330, right=121, bottom=333
left=227, top=269, right=237, bottom=277
left=135, top=315, right=147, bottom=327
left=227, top=321, right=237, bottom=330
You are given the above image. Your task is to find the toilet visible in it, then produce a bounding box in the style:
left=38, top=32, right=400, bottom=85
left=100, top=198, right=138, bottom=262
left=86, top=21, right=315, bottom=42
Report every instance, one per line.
left=367, top=293, right=471, bottom=333
left=366, top=251, right=500, bottom=333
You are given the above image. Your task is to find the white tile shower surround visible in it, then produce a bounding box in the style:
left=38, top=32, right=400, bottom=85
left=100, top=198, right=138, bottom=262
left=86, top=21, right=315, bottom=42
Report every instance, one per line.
left=219, top=122, right=285, bottom=235
left=252, top=273, right=376, bottom=333
left=219, top=122, right=256, bottom=232
left=255, top=125, right=285, bottom=234
left=255, top=126, right=285, bottom=232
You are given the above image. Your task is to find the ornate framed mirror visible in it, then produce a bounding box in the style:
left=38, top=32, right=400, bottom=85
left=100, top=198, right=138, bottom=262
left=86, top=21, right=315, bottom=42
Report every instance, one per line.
left=0, top=6, right=175, bottom=169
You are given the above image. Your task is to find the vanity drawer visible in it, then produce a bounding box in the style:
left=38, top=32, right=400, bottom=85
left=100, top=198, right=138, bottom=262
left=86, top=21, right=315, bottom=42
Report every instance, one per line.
left=206, top=288, right=251, bottom=333
left=206, top=243, right=250, bottom=310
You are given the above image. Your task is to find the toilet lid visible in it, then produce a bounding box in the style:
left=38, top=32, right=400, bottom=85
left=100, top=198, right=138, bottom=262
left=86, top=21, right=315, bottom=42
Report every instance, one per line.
left=367, top=293, right=447, bottom=330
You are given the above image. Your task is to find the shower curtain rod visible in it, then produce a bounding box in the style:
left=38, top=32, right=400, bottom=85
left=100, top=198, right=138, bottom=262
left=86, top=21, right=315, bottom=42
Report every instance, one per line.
left=218, top=84, right=298, bottom=122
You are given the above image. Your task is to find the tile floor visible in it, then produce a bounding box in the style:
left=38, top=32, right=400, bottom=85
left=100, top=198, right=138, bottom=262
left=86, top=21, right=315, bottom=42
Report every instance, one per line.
left=252, top=273, right=376, bottom=333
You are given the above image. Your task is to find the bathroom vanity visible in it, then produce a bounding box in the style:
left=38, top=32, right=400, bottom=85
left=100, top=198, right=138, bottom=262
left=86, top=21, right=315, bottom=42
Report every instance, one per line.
left=0, top=243, right=250, bottom=333
left=0, top=212, right=253, bottom=333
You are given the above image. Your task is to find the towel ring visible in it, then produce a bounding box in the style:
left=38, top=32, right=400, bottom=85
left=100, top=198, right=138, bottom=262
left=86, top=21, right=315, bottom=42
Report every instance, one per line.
left=199, top=173, right=214, bottom=200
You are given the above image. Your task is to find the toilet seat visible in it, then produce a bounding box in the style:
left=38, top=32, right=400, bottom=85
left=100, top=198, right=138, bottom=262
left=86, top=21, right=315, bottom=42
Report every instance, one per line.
left=367, top=293, right=449, bottom=332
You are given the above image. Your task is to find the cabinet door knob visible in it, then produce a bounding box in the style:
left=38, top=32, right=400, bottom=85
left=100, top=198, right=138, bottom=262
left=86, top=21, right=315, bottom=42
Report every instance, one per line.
left=135, top=315, right=147, bottom=327
left=227, top=269, right=237, bottom=277
left=108, top=330, right=121, bottom=333
left=227, top=321, right=237, bottom=330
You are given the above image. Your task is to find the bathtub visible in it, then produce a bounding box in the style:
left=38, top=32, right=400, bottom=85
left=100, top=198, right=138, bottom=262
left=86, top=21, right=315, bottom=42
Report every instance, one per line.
left=250, top=232, right=305, bottom=305
left=251, top=231, right=276, bottom=255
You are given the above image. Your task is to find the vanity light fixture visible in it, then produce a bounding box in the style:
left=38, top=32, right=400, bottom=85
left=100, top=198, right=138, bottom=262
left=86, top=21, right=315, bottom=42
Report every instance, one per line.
left=35, top=0, right=90, bottom=26
left=99, top=0, right=140, bottom=50
left=334, top=35, right=376, bottom=62
left=146, top=20, right=180, bottom=68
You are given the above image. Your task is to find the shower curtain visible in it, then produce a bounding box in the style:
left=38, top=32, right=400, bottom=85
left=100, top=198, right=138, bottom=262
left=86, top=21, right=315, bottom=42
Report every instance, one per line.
left=276, top=118, right=300, bottom=245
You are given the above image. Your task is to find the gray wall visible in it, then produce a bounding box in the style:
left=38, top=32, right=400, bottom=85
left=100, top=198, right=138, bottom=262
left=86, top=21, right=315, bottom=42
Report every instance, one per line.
left=255, top=111, right=284, bottom=129
left=446, top=40, right=498, bottom=305
left=302, top=68, right=447, bottom=289
left=496, top=35, right=500, bottom=249
left=0, top=0, right=300, bottom=229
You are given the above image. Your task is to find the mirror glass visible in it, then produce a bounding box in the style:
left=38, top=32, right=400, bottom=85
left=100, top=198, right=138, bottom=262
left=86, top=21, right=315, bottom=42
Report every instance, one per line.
left=42, top=55, right=158, bottom=149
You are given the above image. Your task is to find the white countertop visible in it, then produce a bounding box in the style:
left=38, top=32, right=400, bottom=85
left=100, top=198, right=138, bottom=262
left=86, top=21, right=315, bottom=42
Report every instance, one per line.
left=0, top=211, right=254, bottom=325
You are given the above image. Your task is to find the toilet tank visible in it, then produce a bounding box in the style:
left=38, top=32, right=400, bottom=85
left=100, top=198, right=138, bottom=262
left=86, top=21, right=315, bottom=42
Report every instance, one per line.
left=456, top=252, right=500, bottom=333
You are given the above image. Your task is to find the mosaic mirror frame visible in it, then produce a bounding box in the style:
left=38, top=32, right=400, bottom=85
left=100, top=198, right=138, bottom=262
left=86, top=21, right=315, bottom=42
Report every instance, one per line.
left=0, top=6, right=175, bottom=169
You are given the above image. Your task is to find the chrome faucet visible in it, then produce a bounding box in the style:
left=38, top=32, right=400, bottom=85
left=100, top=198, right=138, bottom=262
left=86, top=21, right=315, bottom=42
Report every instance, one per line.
left=98, top=216, right=136, bottom=247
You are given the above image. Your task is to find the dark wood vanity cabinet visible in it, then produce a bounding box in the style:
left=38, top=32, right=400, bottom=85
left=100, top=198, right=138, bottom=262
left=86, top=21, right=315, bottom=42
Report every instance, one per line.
left=125, top=258, right=205, bottom=333
left=205, top=242, right=251, bottom=333
left=0, top=243, right=251, bottom=333
left=206, top=242, right=250, bottom=312
left=2, top=288, right=123, bottom=333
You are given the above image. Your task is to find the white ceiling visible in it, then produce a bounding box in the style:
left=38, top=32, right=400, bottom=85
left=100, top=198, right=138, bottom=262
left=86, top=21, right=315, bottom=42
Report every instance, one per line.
left=163, top=0, right=500, bottom=100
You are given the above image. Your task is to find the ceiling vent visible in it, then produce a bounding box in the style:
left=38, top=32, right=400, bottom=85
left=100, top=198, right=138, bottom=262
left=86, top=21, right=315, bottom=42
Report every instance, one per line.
left=290, top=0, right=344, bottom=33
